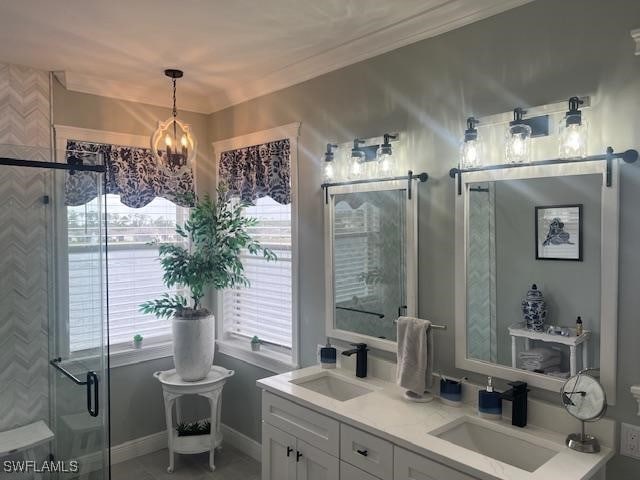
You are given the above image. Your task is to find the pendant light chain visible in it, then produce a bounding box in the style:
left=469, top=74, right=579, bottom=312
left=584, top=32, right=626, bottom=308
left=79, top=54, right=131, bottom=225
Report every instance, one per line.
left=172, top=77, right=177, bottom=141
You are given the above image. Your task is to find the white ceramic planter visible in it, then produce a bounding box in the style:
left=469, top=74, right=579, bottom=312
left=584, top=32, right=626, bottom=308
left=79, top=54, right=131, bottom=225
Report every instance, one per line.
left=172, top=312, right=215, bottom=381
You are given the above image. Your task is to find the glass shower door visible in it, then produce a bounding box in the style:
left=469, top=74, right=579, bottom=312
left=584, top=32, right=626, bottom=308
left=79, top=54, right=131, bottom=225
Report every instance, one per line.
left=49, top=153, right=110, bottom=479
left=0, top=147, right=109, bottom=480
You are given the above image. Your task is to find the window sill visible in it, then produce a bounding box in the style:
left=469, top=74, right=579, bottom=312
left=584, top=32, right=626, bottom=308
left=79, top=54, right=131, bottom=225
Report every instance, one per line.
left=216, top=339, right=297, bottom=374
left=109, top=341, right=173, bottom=368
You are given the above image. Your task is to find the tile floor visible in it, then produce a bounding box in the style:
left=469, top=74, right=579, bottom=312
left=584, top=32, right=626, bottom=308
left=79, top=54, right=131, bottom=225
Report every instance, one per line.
left=111, top=445, right=260, bottom=480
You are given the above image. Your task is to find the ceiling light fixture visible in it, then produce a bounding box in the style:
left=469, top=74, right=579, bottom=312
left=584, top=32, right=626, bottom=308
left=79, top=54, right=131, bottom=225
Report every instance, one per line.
left=322, top=143, right=339, bottom=182
left=460, top=117, right=482, bottom=169
left=559, top=97, right=588, bottom=159
left=505, top=108, right=532, bottom=164
left=151, top=69, right=197, bottom=168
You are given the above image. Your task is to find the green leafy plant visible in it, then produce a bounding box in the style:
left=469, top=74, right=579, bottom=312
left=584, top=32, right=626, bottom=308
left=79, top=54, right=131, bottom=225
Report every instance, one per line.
left=251, top=335, right=260, bottom=344
left=133, top=334, right=143, bottom=342
left=140, top=186, right=276, bottom=319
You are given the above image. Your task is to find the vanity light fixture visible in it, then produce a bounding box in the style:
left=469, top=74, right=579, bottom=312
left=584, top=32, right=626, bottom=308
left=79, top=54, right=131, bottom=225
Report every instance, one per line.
left=151, top=69, right=197, bottom=168
left=460, top=117, right=482, bottom=169
left=559, top=97, right=588, bottom=159
left=505, top=108, right=532, bottom=164
left=376, top=133, right=397, bottom=176
left=322, top=143, right=339, bottom=182
left=349, top=138, right=366, bottom=179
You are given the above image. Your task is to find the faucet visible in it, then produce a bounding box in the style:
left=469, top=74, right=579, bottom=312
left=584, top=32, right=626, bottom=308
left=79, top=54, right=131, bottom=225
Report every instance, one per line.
left=342, top=343, right=368, bottom=378
left=501, top=381, right=529, bottom=427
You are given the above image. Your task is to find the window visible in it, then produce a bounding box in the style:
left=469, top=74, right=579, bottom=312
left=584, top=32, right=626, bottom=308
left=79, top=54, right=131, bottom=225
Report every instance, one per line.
left=214, top=122, right=299, bottom=372
left=67, top=194, right=188, bottom=353
left=221, top=196, right=292, bottom=349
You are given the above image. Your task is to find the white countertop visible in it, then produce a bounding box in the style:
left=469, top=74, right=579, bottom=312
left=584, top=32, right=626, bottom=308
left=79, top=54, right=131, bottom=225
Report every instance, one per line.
left=257, top=365, right=613, bottom=480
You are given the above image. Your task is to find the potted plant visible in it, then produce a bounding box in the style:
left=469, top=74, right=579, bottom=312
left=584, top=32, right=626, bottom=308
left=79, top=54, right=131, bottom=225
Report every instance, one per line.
left=133, top=334, right=143, bottom=349
left=140, top=188, right=275, bottom=381
left=251, top=336, right=261, bottom=352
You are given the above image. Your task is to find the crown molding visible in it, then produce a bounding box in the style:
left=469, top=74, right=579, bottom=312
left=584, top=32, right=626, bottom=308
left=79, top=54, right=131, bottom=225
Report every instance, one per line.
left=54, top=71, right=212, bottom=114
left=55, top=0, right=531, bottom=115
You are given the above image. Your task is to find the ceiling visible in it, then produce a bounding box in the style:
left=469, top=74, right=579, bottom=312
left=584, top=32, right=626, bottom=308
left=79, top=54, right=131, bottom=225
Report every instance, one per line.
left=0, top=0, right=531, bottom=114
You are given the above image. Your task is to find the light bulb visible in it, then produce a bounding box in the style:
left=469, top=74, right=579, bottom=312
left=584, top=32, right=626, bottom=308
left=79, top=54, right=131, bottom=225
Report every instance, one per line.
left=165, top=135, right=172, bottom=147
left=378, top=153, right=391, bottom=174
left=180, top=134, right=188, bottom=147
left=350, top=157, right=362, bottom=178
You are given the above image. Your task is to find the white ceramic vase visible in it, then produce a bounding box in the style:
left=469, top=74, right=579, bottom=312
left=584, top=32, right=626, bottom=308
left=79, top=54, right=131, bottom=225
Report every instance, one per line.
left=172, top=311, right=215, bottom=381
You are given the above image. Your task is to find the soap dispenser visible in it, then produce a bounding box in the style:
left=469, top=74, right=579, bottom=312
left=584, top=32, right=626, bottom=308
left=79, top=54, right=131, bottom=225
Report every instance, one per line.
left=319, top=340, right=337, bottom=369
left=478, top=376, right=502, bottom=420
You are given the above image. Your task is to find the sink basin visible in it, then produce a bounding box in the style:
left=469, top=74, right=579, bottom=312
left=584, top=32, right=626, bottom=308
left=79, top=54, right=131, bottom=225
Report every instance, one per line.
left=290, top=372, right=374, bottom=401
left=430, top=417, right=558, bottom=472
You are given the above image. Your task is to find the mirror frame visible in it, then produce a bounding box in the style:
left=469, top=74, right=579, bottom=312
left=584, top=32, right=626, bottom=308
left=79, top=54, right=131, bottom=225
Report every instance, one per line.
left=454, top=161, right=619, bottom=404
left=324, top=180, right=418, bottom=352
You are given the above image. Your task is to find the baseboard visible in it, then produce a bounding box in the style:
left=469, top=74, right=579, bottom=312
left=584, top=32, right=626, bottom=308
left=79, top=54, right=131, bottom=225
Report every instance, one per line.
left=220, top=424, right=262, bottom=462
left=108, top=424, right=261, bottom=465
left=111, top=430, right=168, bottom=464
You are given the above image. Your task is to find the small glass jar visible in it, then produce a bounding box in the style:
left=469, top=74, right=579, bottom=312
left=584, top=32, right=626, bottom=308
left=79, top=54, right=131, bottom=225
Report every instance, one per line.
left=559, top=114, right=588, bottom=159
left=505, top=123, right=532, bottom=164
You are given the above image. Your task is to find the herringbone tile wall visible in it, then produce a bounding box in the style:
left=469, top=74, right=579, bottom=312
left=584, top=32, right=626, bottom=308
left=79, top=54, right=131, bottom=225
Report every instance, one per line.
left=0, top=63, right=51, bottom=431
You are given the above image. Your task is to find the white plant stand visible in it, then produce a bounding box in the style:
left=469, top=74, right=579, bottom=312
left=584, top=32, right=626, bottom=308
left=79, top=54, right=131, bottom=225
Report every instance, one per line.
left=154, top=366, right=234, bottom=473
left=508, top=323, right=591, bottom=376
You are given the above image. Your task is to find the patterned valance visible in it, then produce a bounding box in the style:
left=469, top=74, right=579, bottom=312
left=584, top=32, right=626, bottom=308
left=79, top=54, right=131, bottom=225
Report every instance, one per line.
left=65, top=140, right=195, bottom=208
left=218, top=138, right=290, bottom=205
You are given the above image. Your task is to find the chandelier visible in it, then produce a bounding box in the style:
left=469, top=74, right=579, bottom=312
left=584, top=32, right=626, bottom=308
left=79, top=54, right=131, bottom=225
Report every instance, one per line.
left=151, top=69, right=197, bottom=168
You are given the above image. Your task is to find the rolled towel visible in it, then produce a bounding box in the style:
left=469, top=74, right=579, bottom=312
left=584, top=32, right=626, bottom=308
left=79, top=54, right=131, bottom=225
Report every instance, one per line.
left=521, top=357, right=561, bottom=371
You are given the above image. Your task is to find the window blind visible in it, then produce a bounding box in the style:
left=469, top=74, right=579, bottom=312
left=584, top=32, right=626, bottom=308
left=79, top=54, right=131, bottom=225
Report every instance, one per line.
left=222, top=196, right=292, bottom=349
left=68, top=194, right=188, bottom=352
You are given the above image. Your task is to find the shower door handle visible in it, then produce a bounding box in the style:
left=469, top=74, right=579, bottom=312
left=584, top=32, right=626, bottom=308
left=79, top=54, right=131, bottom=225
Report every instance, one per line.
left=86, top=371, right=99, bottom=417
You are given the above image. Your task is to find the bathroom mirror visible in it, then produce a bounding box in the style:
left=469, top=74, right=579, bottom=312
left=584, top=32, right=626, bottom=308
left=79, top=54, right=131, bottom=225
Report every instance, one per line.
left=455, top=161, right=619, bottom=402
left=325, top=180, right=417, bottom=352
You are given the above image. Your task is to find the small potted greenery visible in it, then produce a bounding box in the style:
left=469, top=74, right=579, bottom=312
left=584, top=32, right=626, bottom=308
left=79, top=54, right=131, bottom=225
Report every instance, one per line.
left=141, top=187, right=275, bottom=381
left=251, top=336, right=261, bottom=352
left=132, top=334, right=143, bottom=349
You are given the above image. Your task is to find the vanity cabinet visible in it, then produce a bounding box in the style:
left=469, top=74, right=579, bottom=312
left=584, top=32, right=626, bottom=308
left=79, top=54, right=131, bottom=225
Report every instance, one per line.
left=394, top=447, right=476, bottom=480
left=262, top=422, right=339, bottom=480
left=262, top=391, right=482, bottom=480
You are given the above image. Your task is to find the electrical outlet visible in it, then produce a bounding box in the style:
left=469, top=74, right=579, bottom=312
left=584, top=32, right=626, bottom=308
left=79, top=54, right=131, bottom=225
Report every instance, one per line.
left=621, top=423, right=640, bottom=459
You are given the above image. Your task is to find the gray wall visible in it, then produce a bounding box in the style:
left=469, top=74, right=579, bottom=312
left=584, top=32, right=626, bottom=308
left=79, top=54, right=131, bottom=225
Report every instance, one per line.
left=494, top=175, right=602, bottom=368
left=208, top=1, right=640, bottom=476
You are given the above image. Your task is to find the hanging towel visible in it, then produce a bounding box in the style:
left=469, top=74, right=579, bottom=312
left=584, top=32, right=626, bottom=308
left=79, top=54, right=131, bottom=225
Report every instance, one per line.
left=396, top=316, right=433, bottom=395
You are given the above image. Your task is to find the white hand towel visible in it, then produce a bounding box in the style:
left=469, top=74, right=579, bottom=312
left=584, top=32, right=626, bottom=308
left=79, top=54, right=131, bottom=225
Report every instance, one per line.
left=518, top=347, right=560, bottom=362
left=396, top=316, right=433, bottom=395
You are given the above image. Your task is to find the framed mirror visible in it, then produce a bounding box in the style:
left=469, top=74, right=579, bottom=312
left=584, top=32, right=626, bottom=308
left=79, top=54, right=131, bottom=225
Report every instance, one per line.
left=454, top=161, right=619, bottom=403
left=325, top=180, right=418, bottom=352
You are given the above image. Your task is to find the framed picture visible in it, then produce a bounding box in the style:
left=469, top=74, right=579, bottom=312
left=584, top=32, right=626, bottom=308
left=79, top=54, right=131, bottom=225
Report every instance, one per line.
left=535, top=204, right=583, bottom=261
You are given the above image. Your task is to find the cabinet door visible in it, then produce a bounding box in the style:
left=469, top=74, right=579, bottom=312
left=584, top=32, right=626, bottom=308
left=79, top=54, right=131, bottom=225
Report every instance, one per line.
left=394, top=447, right=478, bottom=480
left=296, top=439, right=340, bottom=480
left=262, top=422, right=296, bottom=480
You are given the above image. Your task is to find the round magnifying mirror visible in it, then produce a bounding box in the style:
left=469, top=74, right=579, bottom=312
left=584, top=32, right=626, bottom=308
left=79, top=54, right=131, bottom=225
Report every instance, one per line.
left=560, top=371, right=606, bottom=453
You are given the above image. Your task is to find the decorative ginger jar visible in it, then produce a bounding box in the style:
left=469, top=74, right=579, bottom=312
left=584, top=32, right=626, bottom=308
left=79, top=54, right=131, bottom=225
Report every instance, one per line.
left=521, top=284, right=547, bottom=332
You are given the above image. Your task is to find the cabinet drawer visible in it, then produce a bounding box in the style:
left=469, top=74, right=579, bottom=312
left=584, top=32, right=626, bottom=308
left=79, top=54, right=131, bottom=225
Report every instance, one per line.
left=394, top=447, right=477, bottom=480
left=340, top=424, right=393, bottom=480
left=262, top=391, right=339, bottom=456
left=340, top=461, right=380, bottom=480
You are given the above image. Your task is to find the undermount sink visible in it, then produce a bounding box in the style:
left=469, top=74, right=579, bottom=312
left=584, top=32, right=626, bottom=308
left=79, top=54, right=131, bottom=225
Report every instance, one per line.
left=289, top=371, right=374, bottom=401
left=430, top=417, right=559, bottom=473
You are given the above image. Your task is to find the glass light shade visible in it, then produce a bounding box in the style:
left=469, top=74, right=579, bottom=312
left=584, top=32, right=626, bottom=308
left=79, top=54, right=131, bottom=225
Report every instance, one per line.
left=151, top=117, right=197, bottom=169
left=323, top=160, right=335, bottom=183
left=460, top=138, right=482, bottom=169
left=505, top=124, right=532, bottom=164
left=559, top=116, right=588, bottom=159
left=376, top=147, right=393, bottom=177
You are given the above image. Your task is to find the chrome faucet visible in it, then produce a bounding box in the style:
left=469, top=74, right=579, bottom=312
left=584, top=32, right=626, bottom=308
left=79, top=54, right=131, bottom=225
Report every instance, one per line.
left=342, top=343, right=368, bottom=378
